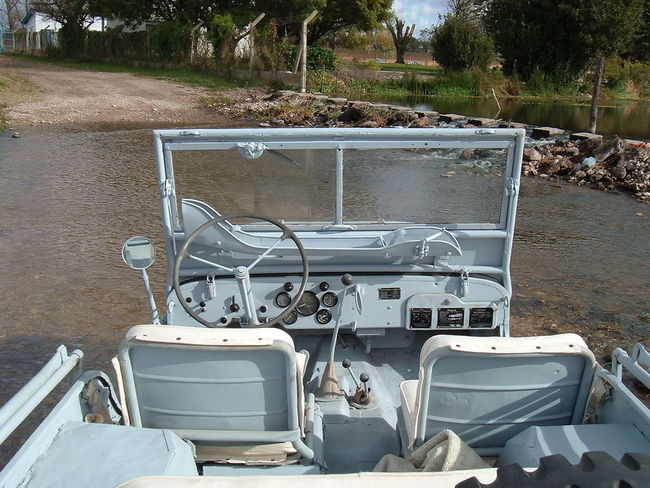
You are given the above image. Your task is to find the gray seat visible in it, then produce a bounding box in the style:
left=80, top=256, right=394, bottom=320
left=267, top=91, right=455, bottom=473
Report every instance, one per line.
left=399, top=334, right=597, bottom=455
left=115, top=325, right=319, bottom=466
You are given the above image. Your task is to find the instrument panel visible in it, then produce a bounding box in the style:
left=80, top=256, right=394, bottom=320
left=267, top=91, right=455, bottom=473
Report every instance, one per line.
left=170, top=273, right=508, bottom=333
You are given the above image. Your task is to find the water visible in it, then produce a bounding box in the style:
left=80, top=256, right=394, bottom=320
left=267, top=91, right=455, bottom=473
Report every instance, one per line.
left=374, top=95, right=650, bottom=141
left=0, top=125, right=648, bottom=457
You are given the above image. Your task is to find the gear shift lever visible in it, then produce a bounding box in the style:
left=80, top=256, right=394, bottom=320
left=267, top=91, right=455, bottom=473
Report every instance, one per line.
left=316, top=274, right=354, bottom=401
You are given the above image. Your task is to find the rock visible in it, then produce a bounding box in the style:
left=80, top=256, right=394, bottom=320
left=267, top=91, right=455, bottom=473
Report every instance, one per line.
left=523, top=147, right=543, bottom=161
left=467, top=117, right=496, bottom=127
left=338, top=107, right=365, bottom=123
left=531, top=126, right=565, bottom=139
left=416, top=110, right=438, bottom=118
left=358, top=120, right=379, bottom=128
left=327, top=97, right=348, bottom=105
left=592, top=137, right=624, bottom=162
left=441, top=170, right=455, bottom=178
left=498, top=121, right=527, bottom=129
left=570, top=132, right=603, bottom=142
left=11, top=132, right=20, bottom=138
left=439, top=113, right=465, bottom=123
left=412, top=116, right=431, bottom=128
left=611, top=163, right=627, bottom=180
left=258, top=122, right=271, bottom=127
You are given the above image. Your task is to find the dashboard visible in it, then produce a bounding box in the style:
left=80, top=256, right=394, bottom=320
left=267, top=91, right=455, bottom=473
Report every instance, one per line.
left=170, top=273, right=509, bottom=334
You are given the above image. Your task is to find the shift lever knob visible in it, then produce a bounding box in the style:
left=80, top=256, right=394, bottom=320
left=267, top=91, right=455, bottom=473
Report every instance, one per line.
left=342, top=359, right=352, bottom=369
left=341, top=273, right=353, bottom=286
left=360, top=373, right=369, bottom=384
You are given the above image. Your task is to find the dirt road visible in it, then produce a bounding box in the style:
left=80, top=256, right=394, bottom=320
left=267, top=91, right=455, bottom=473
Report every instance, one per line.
left=0, top=57, right=232, bottom=127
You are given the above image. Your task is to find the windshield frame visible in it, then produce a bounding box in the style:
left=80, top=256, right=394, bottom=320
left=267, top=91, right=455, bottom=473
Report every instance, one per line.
left=155, top=127, right=525, bottom=235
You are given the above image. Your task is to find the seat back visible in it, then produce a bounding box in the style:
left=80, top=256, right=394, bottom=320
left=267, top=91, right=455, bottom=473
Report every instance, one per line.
left=117, top=325, right=302, bottom=443
left=414, top=334, right=596, bottom=454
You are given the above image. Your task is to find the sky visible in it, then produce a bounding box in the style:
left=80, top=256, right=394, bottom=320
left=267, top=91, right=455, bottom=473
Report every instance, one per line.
left=393, top=0, right=449, bottom=35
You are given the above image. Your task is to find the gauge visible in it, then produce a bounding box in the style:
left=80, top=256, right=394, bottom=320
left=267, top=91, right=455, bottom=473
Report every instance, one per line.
left=296, top=291, right=319, bottom=316
left=316, top=309, right=332, bottom=325
left=275, top=291, right=292, bottom=308
left=283, top=309, right=298, bottom=325
left=321, top=291, right=338, bottom=308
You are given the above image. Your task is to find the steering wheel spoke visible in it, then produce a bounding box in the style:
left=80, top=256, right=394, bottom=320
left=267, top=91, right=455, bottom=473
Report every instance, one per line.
left=247, top=236, right=285, bottom=271
left=186, top=253, right=234, bottom=273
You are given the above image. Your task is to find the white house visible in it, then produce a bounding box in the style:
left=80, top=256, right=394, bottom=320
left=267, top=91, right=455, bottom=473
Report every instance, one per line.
left=21, top=11, right=106, bottom=32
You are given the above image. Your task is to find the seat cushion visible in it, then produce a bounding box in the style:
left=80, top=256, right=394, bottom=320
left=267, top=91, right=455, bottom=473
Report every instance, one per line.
left=22, top=421, right=197, bottom=488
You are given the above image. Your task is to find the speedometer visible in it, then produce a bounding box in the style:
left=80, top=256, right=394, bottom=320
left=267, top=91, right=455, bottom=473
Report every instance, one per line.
left=296, top=291, right=319, bottom=316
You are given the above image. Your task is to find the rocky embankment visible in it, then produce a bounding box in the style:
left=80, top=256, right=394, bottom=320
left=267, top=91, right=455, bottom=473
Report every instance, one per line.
left=211, top=89, right=650, bottom=202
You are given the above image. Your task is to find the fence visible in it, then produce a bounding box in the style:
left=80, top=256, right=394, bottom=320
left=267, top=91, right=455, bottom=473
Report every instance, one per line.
left=1, top=29, right=57, bottom=55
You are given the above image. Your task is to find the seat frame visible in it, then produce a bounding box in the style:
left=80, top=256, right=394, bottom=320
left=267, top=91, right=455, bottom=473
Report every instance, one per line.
left=115, top=325, right=317, bottom=465
left=400, top=334, right=597, bottom=455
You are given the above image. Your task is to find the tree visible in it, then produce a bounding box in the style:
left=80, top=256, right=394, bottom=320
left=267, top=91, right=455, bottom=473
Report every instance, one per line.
left=31, top=0, right=93, bottom=57
left=484, top=0, right=589, bottom=82
left=2, top=0, right=26, bottom=29
left=431, top=14, right=493, bottom=70
left=576, top=0, right=644, bottom=132
left=97, top=0, right=391, bottom=45
left=385, top=17, right=415, bottom=64
left=306, top=0, right=392, bottom=44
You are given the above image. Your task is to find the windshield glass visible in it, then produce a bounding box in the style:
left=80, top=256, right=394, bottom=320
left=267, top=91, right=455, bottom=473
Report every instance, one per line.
left=171, top=144, right=508, bottom=227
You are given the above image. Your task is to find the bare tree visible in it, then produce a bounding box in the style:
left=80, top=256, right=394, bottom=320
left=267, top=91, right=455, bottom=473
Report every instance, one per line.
left=2, top=0, right=26, bottom=29
left=385, top=17, right=415, bottom=64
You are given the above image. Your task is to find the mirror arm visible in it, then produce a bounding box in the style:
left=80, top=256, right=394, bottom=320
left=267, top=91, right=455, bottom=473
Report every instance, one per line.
left=140, top=268, right=160, bottom=324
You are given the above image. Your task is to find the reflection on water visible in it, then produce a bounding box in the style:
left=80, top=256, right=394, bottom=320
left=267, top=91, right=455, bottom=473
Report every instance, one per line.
left=371, top=95, right=650, bottom=141
left=0, top=125, right=648, bottom=454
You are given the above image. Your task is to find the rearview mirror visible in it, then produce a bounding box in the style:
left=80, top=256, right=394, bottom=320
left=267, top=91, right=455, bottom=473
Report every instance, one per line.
left=122, top=236, right=155, bottom=270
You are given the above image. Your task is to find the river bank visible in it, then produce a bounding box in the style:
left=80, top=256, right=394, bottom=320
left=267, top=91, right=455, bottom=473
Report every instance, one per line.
left=208, top=89, right=650, bottom=202
left=1, top=56, right=648, bottom=202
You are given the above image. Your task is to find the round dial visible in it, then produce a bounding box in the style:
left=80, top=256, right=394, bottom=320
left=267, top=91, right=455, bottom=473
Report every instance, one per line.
left=275, top=291, right=292, bottom=308
left=283, top=309, right=298, bottom=325
left=296, top=290, right=319, bottom=316
left=321, top=291, right=338, bottom=308
left=316, top=309, right=332, bottom=324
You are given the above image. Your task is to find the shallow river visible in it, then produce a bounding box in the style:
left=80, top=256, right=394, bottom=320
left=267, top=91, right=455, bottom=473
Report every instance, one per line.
left=0, top=124, right=648, bottom=458
left=370, top=95, right=650, bottom=141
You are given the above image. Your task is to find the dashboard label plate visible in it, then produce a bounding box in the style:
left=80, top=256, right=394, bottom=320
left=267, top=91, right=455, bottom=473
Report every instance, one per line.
left=379, top=287, right=401, bottom=300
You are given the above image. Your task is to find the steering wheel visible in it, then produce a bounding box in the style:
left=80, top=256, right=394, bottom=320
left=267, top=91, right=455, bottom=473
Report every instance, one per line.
left=173, top=214, right=308, bottom=328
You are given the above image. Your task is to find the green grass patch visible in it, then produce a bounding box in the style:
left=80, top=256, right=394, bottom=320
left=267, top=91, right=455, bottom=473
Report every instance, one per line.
left=378, top=63, right=442, bottom=75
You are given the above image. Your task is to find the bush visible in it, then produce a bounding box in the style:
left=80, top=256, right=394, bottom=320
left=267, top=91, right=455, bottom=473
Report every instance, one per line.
left=431, top=16, right=494, bottom=71
left=149, top=21, right=191, bottom=59
left=364, top=59, right=382, bottom=71
left=281, top=45, right=337, bottom=71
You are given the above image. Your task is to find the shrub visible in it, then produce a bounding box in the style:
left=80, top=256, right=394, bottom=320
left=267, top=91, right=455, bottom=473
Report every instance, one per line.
left=364, top=59, right=382, bottom=71
left=149, top=21, right=191, bottom=59
left=281, top=45, right=337, bottom=71
left=431, top=15, right=494, bottom=71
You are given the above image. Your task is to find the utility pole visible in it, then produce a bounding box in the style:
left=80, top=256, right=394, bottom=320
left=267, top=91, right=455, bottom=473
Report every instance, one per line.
left=248, top=13, right=265, bottom=80
left=292, top=10, right=317, bottom=93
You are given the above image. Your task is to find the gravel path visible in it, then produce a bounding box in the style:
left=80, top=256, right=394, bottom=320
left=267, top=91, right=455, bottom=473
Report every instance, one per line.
left=0, top=57, right=229, bottom=127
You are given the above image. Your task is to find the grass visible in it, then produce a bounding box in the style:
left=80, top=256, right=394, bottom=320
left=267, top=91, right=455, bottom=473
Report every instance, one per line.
left=378, top=63, right=442, bottom=75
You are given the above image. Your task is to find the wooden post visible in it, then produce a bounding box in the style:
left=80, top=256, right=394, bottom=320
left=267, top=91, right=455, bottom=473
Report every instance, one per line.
left=300, top=11, right=317, bottom=93
left=248, top=13, right=265, bottom=80
left=589, top=56, right=605, bottom=134
left=190, top=21, right=204, bottom=64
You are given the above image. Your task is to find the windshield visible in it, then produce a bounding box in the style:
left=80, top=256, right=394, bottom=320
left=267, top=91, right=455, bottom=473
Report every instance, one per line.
left=171, top=145, right=508, bottom=227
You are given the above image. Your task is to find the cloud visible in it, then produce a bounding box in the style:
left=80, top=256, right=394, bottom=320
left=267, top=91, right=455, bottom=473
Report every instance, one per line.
left=393, top=0, right=449, bottom=35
